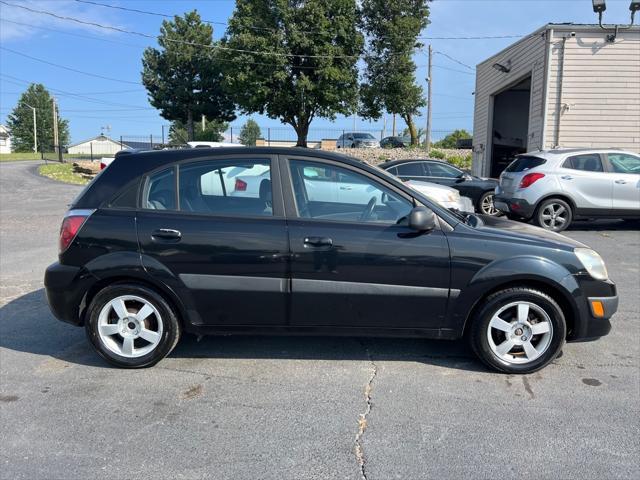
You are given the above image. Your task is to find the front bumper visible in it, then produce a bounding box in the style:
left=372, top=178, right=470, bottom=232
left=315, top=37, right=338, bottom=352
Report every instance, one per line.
left=44, top=262, right=91, bottom=326
left=494, top=195, right=536, bottom=219
left=567, top=275, right=618, bottom=342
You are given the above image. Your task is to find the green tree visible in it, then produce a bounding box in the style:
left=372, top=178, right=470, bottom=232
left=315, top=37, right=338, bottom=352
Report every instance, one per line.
left=142, top=10, right=235, bottom=141
left=168, top=118, right=228, bottom=144
left=359, top=0, right=429, bottom=146
left=6, top=84, right=69, bottom=152
left=222, top=1, right=363, bottom=147
left=238, top=119, right=262, bottom=146
left=434, top=129, right=471, bottom=149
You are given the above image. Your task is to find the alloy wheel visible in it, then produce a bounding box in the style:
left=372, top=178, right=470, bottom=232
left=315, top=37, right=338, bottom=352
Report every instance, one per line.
left=97, top=295, right=163, bottom=358
left=540, top=203, right=568, bottom=230
left=480, top=193, right=498, bottom=215
left=486, top=301, right=553, bottom=365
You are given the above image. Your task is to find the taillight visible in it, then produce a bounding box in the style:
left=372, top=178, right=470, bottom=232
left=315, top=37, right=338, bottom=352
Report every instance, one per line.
left=100, top=162, right=107, bottom=170
left=519, top=173, right=545, bottom=188
left=59, top=210, right=93, bottom=253
left=234, top=179, right=247, bottom=191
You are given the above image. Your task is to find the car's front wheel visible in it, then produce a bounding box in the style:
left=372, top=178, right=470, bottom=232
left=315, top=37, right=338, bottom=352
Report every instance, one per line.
left=469, top=288, right=566, bottom=374
left=85, top=283, right=181, bottom=368
left=535, top=198, right=573, bottom=232
left=478, top=191, right=500, bottom=216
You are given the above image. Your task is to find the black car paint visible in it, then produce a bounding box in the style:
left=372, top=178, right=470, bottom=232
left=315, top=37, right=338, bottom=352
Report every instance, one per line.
left=380, top=159, right=498, bottom=210
left=45, top=147, right=615, bottom=342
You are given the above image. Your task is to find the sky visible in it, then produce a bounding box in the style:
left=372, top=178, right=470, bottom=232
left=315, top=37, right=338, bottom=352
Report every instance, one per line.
left=0, top=0, right=637, bottom=144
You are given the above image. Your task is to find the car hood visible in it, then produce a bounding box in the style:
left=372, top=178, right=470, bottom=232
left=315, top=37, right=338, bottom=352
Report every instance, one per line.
left=472, top=215, right=587, bottom=249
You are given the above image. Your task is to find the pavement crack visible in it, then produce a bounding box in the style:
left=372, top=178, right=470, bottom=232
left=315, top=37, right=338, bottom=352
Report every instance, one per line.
left=354, top=340, right=377, bottom=480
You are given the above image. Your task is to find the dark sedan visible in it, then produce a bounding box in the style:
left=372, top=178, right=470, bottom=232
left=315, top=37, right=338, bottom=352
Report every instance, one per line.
left=380, top=136, right=411, bottom=148
left=380, top=159, right=500, bottom=215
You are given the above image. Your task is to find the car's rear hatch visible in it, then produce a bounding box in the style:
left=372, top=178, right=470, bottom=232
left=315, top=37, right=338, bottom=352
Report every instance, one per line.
left=499, top=155, right=546, bottom=194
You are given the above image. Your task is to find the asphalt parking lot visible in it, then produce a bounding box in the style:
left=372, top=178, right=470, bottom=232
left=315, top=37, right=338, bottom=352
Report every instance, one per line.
left=1, top=160, right=638, bottom=480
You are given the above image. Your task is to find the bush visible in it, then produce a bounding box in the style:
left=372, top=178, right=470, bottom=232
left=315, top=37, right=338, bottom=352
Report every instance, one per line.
left=429, top=149, right=445, bottom=159
left=447, top=153, right=472, bottom=171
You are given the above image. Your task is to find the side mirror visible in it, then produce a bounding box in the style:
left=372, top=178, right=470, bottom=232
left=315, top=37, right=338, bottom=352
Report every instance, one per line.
left=408, top=206, right=436, bottom=232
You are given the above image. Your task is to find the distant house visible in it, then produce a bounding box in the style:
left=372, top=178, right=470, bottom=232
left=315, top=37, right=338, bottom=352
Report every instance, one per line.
left=0, top=125, right=12, bottom=154
left=472, top=24, right=640, bottom=177
left=67, top=134, right=131, bottom=155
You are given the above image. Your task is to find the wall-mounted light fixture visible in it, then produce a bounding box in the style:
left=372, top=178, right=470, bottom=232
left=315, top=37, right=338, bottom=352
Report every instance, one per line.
left=592, top=0, right=638, bottom=42
left=492, top=60, right=511, bottom=73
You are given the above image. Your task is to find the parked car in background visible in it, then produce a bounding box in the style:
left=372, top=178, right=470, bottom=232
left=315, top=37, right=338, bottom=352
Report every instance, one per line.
left=187, top=141, right=242, bottom=148
left=404, top=180, right=474, bottom=213
left=336, top=132, right=380, bottom=149
left=380, top=159, right=500, bottom=215
left=495, top=148, right=640, bottom=232
left=45, top=147, right=617, bottom=374
left=380, top=136, right=411, bottom=148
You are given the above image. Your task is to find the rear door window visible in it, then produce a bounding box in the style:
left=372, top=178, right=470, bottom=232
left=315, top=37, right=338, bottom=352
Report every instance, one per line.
left=562, top=154, right=604, bottom=172
left=395, top=163, right=425, bottom=176
left=505, top=156, right=546, bottom=172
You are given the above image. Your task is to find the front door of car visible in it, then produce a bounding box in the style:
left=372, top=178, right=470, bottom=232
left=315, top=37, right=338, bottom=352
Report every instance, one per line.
left=136, top=155, right=289, bottom=326
left=282, top=156, right=451, bottom=329
left=606, top=153, right=640, bottom=214
left=558, top=153, right=612, bottom=214
left=424, top=161, right=462, bottom=188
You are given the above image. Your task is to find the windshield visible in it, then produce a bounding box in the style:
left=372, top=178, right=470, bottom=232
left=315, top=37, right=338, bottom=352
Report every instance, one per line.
left=354, top=133, right=375, bottom=139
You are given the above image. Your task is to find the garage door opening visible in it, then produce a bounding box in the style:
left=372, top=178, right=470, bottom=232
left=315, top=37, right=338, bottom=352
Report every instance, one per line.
left=489, top=76, right=531, bottom=178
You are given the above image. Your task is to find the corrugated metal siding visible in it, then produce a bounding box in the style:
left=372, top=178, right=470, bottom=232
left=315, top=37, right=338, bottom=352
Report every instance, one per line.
left=545, top=29, right=640, bottom=152
left=472, top=32, right=547, bottom=176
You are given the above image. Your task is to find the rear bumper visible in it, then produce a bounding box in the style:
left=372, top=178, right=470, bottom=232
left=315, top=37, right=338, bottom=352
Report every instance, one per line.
left=44, top=262, right=92, bottom=326
left=494, top=195, right=536, bottom=219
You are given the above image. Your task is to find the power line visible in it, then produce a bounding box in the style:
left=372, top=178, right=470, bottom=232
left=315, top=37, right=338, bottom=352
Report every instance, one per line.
left=433, top=51, right=474, bottom=71
left=0, top=47, right=141, bottom=85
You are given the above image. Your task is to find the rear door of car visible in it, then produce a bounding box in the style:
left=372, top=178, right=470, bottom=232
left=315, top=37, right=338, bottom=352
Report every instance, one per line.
left=558, top=153, right=612, bottom=214
left=280, top=154, right=451, bottom=330
left=605, top=152, right=640, bottom=214
left=136, top=154, right=289, bottom=326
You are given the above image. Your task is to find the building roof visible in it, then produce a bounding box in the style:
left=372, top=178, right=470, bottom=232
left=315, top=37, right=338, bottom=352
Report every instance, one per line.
left=0, top=125, right=10, bottom=138
left=67, top=134, right=129, bottom=149
left=477, top=23, right=640, bottom=68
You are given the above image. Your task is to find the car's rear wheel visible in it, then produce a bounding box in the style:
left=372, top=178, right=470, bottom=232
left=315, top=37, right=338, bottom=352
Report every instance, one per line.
left=469, top=288, right=566, bottom=374
left=478, top=191, right=500, bottom=216
left=535, top=198, right=573, bottom=232
left=85, top=284, right=181, bottom=368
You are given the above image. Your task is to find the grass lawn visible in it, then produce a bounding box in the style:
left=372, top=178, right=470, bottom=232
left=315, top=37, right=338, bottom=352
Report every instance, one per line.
left=39, top=163, right=90, bottom=185
left=1, top=153, right=99, bottom=162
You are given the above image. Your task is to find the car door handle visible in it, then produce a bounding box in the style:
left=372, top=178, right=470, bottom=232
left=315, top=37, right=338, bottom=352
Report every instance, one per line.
left=339, top=186, right=353, bottom=190
left=614, top=179, right=627, bottom=184
left=561, top=175, right=573, bottom=180
left=304, top=236, right=333, bottom=247
left=151, top=228, right=182, bottom=240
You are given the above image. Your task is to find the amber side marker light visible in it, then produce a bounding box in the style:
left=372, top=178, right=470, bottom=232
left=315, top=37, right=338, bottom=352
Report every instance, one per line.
left=591, top=300, right=605, bottom=318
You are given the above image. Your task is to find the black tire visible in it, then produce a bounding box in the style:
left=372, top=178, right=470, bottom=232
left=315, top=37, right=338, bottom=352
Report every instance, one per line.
left=85, top=283, right=181, bottom=368
left=477, top=191, right=501, bottom=216
left=534, top=198, right=573, bottom=232
left=468, top=287, right=566, bottom=374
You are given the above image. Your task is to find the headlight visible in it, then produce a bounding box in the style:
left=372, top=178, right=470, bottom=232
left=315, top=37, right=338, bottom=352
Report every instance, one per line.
left=575, top=248, right=608, bottom=280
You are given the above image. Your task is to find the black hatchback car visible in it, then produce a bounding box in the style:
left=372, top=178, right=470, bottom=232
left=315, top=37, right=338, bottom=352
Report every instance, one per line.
left=45, top=148, right=617, bottom=373
left=380, top=159, right=500, bottom=215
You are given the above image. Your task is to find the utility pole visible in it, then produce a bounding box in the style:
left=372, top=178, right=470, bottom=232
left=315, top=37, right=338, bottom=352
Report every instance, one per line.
left=23, top=103, right=37, bottom=154
left=425, top=44, right=433, bottom=151
left=392, top=113, right=396, bottom=137
left=52, top=97, right=62, bottom=162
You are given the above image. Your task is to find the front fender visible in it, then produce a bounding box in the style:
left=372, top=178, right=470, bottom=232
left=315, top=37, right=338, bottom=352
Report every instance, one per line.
left=450, top=255, right=580, bottom=336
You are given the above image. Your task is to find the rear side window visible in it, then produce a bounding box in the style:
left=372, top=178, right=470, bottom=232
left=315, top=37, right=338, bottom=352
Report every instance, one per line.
left=505, top=156, right=546, bottom=172
left=563, top=154, right=603, bottom=172
left=179, top=159, right=272, bottom=217
left=395, top=163, right=425, bottom=176
left=143, top=167, right=176, bottom=210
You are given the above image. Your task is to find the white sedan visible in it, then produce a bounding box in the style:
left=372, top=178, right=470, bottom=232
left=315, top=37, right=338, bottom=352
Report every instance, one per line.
left=405, top=180, right=474, bottom=213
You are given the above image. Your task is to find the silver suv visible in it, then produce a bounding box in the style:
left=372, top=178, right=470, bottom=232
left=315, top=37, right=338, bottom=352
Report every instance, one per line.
left=494, top=148, right=640, bottom=231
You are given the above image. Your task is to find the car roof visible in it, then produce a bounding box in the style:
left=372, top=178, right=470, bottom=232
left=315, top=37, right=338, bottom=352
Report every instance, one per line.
left=380, top=158, right=455, bottom=169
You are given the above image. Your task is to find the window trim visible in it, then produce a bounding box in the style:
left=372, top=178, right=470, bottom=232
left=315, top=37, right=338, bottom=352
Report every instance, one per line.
left=280, top=155, right=418, bottom=226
